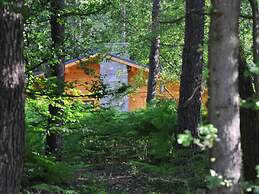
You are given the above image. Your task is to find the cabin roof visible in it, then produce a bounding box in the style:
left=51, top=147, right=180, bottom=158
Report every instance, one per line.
left=65, top=53, right=148, bottom=71
left=34, top=53, right=148, bottom=77
left=64, top=56, right=86, bottom=65
left=106, top=54, right=148, bottom=71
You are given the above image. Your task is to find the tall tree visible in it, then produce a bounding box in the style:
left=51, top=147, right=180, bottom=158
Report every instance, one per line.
left=121, top=0, right=127, bottom=44
left=208, top=0, right=242, bottom=193
left=248, top=0, right=259, bottom=181
left=177, top=0, right=205, bottom=136
left=46, top=0, right=65, bottom=155
left=0, top=1, right=25, bottom=193
left=146, top=0, right=161, bottom=104
left=238, top=47, right=257, bottom=182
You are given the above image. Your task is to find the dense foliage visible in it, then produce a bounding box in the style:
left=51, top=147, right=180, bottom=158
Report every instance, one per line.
left=22, top=99, right=210, bottom=193
left=1, top=0, right=259, bottom=193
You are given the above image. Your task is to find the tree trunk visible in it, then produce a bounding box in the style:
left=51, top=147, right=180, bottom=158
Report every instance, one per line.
left=250, top=0, right=259, bottom=76
left=146, top=0, right=161, bottom=104
left=249, top=0, right=259, bottom=181
left=177, top=0, right=205, bottom=136
left=46, top=0, right=65, bottom=156
left=238, top=47, right=257, bottom=182
left=50, top=0, right=65, bottom=94
left=0, top=2, right=25, bottom=193
left=121, top=0, right=127, bottom=44
left=208, top=0, right=242, bottom=194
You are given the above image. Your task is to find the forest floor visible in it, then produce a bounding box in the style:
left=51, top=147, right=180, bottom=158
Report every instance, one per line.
left=74, top=162, right=176, bottom=193
left=24, top=102, right=208, bottom=194
left=73, top=161, right=191, bottom=194
left=68, top=147, right=208, bottom=194
left=24, top=152, right=207, bottom=194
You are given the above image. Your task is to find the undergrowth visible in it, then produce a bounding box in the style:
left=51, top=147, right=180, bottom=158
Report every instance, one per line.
left=23, top=98, right=209, bottom=194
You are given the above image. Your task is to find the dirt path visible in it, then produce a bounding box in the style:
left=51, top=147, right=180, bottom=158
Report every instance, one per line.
left=73, top=162, right=192, bottom=194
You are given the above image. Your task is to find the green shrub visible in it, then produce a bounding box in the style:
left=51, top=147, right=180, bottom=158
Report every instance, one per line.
left=78, top=99, right=178, bottom=162
left=24, top=152, right=73, bottom=185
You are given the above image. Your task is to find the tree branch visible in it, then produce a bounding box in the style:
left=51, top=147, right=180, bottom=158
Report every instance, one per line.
left=160, top=16, right=185, bottom=24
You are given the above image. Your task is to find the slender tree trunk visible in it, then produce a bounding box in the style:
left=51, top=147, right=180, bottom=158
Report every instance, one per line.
left=177, top=0, right=205, bottom=136
left=0, top=2, right=25, bottom=193
left=249, top=0, right=259, bottom=181
left=208, top=1, right=242, bottom=194
left=50, top=0, right=65, bottom=95
left=250, top=0, right=259, bottom=83
left=120, top=0, right=128, bottom=57
left=146, top=0, right=161, bottom=104
left=238, top=47, right=257, bottom=182
left=121, top=0, right=127, bottom=44
left=46, top=0, right=65, bottom=156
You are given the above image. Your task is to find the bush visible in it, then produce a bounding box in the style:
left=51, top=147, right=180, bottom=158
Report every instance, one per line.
left=78, top=99, right=178, bottom=162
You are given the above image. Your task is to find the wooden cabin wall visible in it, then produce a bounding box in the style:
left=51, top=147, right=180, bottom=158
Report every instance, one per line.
left=64, top=62, right=208, bottom=111
left=128, top=67, right=148, bottom=111
left=64, top=63, right=100, bottom=103
left=128, top=66, right=208, bottom=111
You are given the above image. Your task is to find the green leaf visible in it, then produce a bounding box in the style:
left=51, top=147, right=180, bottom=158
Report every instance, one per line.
left=177, top=130, right=193, bottom=147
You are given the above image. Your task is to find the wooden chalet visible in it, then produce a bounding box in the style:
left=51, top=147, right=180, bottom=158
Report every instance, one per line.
left=64, top=54, right=207, bottom=111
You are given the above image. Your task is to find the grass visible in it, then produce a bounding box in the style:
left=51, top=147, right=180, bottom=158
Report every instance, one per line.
left=23, top=99, right=209, bottom=194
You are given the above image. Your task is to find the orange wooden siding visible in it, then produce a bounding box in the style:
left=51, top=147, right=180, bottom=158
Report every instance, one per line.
left=65, top=63, right=100, bottom=103
left=127, top=66, right=207, bottom=111
left=128, top=67, right=148, bottom=111
left=127, top=66, right=181, bottom=111
left=64, top=62, right=207, bottom=111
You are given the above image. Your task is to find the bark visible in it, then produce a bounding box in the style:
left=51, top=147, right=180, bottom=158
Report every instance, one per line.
left=177, top=0, right=205, bottom=136
left=238, top=47, right=257, bottom=182
left=250, top=0, right=259, bottom=66
left=50, top=0, right=65, bottom=92
left=208, top=0, right=242, bottom=194
left=146, top=0, right=161, bottom=104
left=0, top=2, right=25, bottom=193
left=46, top=0, right=65, bottom=156
left=249, top=0, right=259, bottom=181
